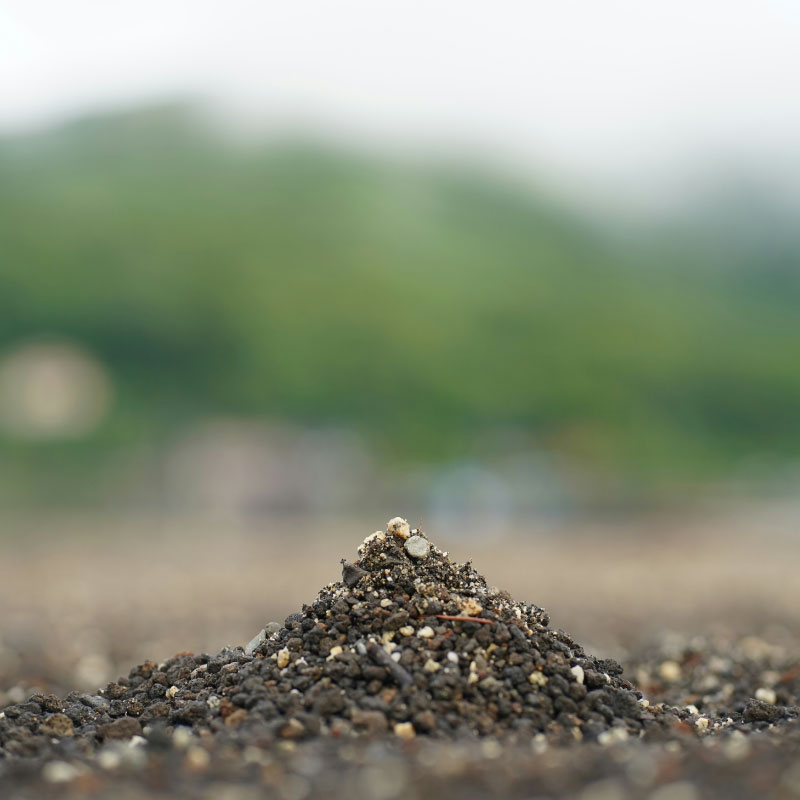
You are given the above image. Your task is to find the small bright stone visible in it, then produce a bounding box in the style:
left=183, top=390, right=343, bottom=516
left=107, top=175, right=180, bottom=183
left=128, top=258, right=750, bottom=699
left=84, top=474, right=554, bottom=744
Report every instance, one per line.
left=755, top=687, right=777, bottom=704
left=393, top=722, right=415, bottom=739
left=404, top=536, right=430, bottom=559
left=387, top=517, right=411, bottom=539
left=658, top=660, right=682, bottom=682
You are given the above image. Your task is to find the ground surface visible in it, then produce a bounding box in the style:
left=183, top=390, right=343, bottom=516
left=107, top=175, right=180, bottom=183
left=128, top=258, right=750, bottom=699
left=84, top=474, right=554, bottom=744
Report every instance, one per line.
left=2, top=510, right=800, bottom=798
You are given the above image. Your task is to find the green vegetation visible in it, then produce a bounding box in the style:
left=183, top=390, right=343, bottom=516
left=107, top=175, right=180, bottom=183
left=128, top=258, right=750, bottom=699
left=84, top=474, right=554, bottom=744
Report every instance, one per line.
left=1, top=105, right=799, bottom=504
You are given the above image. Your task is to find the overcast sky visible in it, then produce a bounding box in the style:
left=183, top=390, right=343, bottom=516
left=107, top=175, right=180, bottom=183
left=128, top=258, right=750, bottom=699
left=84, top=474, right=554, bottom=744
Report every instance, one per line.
left=2, top=0, right=799, bottom=200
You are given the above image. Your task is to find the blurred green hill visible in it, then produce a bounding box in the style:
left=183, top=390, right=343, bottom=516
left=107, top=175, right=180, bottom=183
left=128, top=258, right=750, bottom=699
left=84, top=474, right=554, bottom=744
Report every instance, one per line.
left=1, top=105, right=799, bottom=507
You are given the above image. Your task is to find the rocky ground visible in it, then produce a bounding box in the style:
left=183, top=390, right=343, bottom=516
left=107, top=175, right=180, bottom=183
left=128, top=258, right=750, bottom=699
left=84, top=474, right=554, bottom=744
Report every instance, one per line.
left=2, top=512, right=800, bottom=798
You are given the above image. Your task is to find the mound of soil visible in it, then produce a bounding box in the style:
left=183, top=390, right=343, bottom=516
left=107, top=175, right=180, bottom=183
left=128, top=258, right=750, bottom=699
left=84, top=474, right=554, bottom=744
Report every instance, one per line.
left=1, top=519, right=682, bottom=759
left=2, top=517, right=799, bottom=798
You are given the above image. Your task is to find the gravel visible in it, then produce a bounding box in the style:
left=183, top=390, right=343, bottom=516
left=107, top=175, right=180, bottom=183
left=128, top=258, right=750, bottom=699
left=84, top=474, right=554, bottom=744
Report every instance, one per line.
left=2, top=517, right=800, bottom=798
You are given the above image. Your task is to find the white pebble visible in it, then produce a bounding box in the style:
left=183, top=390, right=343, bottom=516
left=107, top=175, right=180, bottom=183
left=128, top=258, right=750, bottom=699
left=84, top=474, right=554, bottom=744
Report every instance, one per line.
left=399, top=626, right=415, bottom=637
left=328, top=645, right=343, bottom=658
left=185, top=746, right=210, bottom=770
left=460, top=597, right=483, bottom=617
left=172, top=727, right=193, bottom=748
left=597, top=728, right=629, bottom=746
left=244, top=628, right=267, bottom=656
left=424, top=659, right=441, bottom=673
left=165, top=685, right=178, bottom=699
left=755, top=687, right=777, bottom=704
left=528, top=671, right=548, bottom=686
left=393, top=722, right=415, bottom=739
left=695, top=717, right=710, bottom=730
left=658, top=660, right=682, bottom=682
left=417, top=626, right=435, bottom=638
left=42, top=761, right=79, bottom=783
left=481, top=739, right=503, bottom=759
left=570, top=665, right=585, bottom=685
left=276, top=648, right=290, bottom=669
left=387, top=517, right=411, bottom=540
left=404, top=536, right=430, bottom=559
left=447, top=652, right=459, bottom=664
left=380, top=598, right=393, bottom=608
left=97, top=749, right=122, bottom=770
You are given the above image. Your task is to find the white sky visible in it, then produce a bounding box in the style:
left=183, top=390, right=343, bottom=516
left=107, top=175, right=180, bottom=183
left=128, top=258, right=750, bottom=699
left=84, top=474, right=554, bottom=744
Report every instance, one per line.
left=2, top=0, right=800, bottom=200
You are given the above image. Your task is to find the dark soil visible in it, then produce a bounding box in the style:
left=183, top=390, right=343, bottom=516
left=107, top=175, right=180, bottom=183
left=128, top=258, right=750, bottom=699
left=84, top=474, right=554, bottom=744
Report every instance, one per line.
left=2, top=518, right=800, bottom=799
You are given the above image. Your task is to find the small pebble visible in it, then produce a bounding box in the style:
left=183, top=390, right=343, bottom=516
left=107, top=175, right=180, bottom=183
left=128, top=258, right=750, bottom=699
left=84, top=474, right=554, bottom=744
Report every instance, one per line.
left=417, top=626, right=434, bottom=638
left=570, top=664, right=585, bottom=684
left=40, top=713, right=74, bottom=738
left=528, top=671, right=548, bottom=686
left=244, top=628, right=268, bottom=656
left=393, top=722, right=415, bottom=739
left=387, top=517, right=411, bottom=540
left=755, top=687, right=777, bottom=704
left=658, top=661, right=682, bottom=682
left=97, top=749, right=122, bottom=770
left=404, top=535, right=430, bottom=559
left=42, top=761, right=80, bottom=783
left=185, top=746, right=210, bottom=771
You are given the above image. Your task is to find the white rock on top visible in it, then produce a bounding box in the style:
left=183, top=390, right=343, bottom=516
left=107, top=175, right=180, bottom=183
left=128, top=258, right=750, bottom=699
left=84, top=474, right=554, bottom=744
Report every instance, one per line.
left=387, top=517, right=411, bottom=540
left=404, top=535, right=430, bottom=559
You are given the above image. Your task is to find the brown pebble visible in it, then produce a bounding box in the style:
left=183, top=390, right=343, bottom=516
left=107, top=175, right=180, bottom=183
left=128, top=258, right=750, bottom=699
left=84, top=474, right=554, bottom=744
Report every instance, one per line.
left=351, top=709, right=389, bottom=735
left=99, top=717, right=142, bottom=741
left=40, top=714, right=75, bottom=738
left=225, top=709, right=248, bottom=727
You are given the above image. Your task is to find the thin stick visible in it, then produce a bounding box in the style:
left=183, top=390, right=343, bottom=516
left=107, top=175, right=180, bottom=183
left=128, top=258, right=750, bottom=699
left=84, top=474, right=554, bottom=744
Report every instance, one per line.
left=434, top=614, right=495, bottom=625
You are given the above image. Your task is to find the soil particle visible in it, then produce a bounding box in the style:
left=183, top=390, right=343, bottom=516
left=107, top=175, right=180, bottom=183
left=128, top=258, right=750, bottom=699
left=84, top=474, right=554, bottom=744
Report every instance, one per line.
left=404, top=535, right=430, bottom=559
left=99, top=717, right=142, bottom=741
left=39, top=714, right=74, bottom=738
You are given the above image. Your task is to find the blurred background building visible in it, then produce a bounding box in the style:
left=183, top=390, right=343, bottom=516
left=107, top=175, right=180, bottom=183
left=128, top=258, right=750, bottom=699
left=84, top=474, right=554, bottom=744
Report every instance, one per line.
left=1, top=0, right=800, bottom=524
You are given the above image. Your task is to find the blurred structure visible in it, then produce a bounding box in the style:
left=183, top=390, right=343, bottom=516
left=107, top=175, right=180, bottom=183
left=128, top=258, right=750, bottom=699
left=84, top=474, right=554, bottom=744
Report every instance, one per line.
left=0, top=341, right=112, bottom=440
